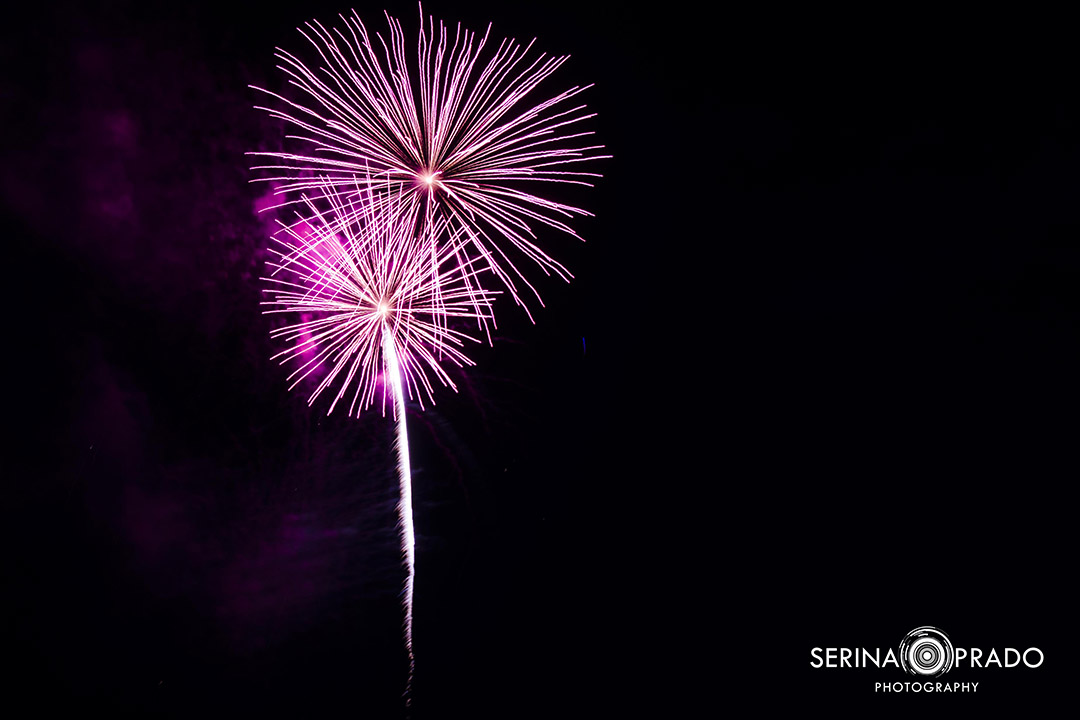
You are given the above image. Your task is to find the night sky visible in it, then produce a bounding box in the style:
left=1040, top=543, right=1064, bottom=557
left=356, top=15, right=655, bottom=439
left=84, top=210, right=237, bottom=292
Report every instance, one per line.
left=4, top=3, right=1076, bottom=717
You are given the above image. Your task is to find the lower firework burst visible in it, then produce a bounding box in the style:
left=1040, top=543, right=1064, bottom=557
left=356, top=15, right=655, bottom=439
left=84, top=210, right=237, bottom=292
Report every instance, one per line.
left=262, top=176, right=498, bottom=416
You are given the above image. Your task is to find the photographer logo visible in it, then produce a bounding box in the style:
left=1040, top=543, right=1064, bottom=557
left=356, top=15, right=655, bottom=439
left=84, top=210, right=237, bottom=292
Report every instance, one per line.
left=810, top=625, right=1043, bottom=694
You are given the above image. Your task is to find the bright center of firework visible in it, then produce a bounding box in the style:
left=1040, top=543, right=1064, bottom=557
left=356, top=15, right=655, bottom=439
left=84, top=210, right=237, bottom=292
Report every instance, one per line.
left=377, top=301, right=390, bottom=318
left=416, top=169, right=440, bottom=190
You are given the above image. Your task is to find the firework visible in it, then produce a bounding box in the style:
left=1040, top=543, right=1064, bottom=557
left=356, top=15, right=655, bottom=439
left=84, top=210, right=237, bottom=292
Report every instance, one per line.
left=250, top=5, right=608, bottom=315
left=262, top=176, right=497, bottom=700
left=253, top=6, right=605, bottom=708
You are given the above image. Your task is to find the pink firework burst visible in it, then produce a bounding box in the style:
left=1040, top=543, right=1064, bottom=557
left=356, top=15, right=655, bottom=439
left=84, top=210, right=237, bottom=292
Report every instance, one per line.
left=262, top=176, right=497, bottom=416
left=250, top=5, right=608, bottom=315
left=261, top=175, right=499, bottom=701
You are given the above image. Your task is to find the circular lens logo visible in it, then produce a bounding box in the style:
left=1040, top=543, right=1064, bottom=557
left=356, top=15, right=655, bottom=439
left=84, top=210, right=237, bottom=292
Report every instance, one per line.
left=899, top=626, right=955, bottom=677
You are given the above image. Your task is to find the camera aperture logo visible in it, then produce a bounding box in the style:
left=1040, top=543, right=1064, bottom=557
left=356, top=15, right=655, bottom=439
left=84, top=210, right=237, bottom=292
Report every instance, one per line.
left=810, top=625, right=1044, bottom=694
left=898, top=626, right=954, bottom=677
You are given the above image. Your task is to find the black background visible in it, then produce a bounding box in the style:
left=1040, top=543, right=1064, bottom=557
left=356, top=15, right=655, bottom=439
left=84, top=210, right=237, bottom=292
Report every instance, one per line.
left=3, top=2, right=1076, bottom=717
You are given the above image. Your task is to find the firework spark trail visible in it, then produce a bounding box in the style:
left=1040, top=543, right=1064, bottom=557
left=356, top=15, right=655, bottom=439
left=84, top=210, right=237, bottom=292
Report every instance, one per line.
left=383, top=325, right=416, bottom=703
left=250, top=4, right=609, bottom=316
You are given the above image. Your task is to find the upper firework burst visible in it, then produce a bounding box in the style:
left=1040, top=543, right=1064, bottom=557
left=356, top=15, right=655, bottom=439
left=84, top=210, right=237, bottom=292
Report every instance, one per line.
left=249, top=5, right=607, bottom=316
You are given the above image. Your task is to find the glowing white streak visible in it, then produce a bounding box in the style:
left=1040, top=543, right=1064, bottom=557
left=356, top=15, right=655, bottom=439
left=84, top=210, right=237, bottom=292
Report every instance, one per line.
left=384, top=325, right=416, bottom=704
